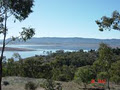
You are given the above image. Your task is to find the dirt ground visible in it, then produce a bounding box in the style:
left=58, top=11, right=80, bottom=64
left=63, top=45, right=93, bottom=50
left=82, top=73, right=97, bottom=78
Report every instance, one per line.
left=2, top=76, right=120, bottom=90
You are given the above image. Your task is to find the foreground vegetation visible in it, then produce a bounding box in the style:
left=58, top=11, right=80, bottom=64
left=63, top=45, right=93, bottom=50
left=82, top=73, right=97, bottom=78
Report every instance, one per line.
left=2, top=43, right=120, bottom=89
left=2, top=76, right=120, bottom=90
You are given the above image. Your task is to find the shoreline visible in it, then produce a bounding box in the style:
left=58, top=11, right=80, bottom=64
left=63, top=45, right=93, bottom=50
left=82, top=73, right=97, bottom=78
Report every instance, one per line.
left=0, top=47, right=35, bottom=51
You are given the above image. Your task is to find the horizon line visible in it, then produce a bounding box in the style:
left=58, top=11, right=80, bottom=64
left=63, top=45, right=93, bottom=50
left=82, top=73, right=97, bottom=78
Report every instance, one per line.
left=0, top=37, right=120, bottom=40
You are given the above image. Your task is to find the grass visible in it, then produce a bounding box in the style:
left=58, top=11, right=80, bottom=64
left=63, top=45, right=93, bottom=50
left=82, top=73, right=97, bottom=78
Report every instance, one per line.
left=2, top=76, right=120, bottom=90
left=2, top=76, right=45, bottom=90
left=2, top=76, right=81, bottom=90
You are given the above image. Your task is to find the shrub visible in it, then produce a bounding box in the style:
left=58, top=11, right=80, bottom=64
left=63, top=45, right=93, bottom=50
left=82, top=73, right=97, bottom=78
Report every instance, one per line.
left=25, top=81, right=37, bottom=90
left=55, top=83, right=62, bottom=90
left=111, top=75, right=120, bottom=84
left=97, top=72, right=108, bottom=80
left=3, top=81, right=9, bottom=86
left=40, top=79, right=62, bottom=90
left=44, top=79, right=55, bottom=90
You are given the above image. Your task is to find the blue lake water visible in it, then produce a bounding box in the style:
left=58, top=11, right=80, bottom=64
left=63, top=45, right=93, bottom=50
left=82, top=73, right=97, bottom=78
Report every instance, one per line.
left=0, top=45, right=77, bottom=59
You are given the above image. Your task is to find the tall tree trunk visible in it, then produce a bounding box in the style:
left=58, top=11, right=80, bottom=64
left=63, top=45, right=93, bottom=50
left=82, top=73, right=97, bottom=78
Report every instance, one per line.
left=0, top=60, right=2, bottom=90
left=107, top=78, right=110, bottom=90
left=107, top=71, right=110, bottom=90
left=83, top=83, right=87, bottom=90
left=0, top=11, right=7, bottom=90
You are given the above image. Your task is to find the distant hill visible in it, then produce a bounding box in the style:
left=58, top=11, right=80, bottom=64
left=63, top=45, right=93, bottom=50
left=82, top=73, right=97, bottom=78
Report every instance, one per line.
left=0, top=37, right=120, bottom=50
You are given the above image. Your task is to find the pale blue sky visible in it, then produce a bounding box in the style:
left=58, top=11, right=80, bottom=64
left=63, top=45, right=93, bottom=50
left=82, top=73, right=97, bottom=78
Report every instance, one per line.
left=1, top=0, right=120, bottom=39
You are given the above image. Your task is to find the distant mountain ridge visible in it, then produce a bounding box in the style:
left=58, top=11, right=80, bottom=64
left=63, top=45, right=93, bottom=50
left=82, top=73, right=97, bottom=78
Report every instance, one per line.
left=0, top=37, right=120, bottom=50
left=3, top=37, right=120, bottom=44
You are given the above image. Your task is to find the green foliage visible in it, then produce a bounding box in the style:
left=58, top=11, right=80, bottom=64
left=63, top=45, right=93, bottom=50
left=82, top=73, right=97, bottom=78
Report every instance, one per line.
left=97, top=72, right=108, bottom=80
left=1, top=49, right=98, bottom=82
left=51, top=50, right=97, bottom=67
left=20, top=27, right=35, bottom=41
left=92, top=60, right=103, bottom=78
left=110, top=75, right=120, bottom=84
left=96, top=10, right=120, bottom=31
left=74, top=66, right=94, bottom=89
left=112, top=47, right=120, bottom=55
left=0, top=0, right=34, bottom=21
left=25, top=81, right=37, bottom=90
left=0, top=0, right=35, bottom=35
left=3, top=58, right=19, bottom=76
left=0, top=0, right=35, bottom=89
left=74, top=66, right=93, bottom=84
left=52, top=65, right=75, bottom=81
left=98, top=43, right=113, bottom=71
left=42, top=79, right=62, bottom=90
left=2, top=46, right=120, bottom=84
left=43, top=79, right=56, bottom=90
left=111, top=60, right=120, bottom=76
left=94, top=43, right=114, bottom=90
left=23, top=58, right=52, bottom=78
left=110, top=60, right=120, bottom=84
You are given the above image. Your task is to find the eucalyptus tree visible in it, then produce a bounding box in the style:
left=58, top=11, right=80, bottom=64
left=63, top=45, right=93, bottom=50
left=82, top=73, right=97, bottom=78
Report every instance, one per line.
left=97, top=43, right=113, bottom=90
left=95, top=11, right=120, bottom=89
left=110, top=60, right=120, bottom=84
left=74, top=66, right=93, bottom=90
left=96, top=10, right=120, bottom=31
left=0, top=0, right=35, bottom=89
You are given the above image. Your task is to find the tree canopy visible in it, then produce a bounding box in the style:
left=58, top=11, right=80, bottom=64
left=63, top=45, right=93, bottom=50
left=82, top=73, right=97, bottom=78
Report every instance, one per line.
left=0, top=0, right=35, bottom=90
left=0, top=0, right=34, bottom=21
left=96, top=10, right=120, bottom=31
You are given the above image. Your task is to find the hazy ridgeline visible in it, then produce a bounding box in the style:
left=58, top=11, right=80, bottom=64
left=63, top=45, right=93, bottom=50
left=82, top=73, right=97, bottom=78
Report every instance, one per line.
left=1, top=37, right=120, bottom=49
left=1, top=37, right=120, bottom=59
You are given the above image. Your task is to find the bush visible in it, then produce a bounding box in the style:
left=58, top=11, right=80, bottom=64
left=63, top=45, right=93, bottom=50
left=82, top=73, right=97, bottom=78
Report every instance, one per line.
left=55, top=83, right=62, bottom=90
left=43, top=79, right=55, bottom=90
left=52, top=65, right=75, bottom=81
left=3, top=81, right=9, bottom=86
left=40, top=79, right=62, bottom=90
left=111, top=75, right=120, bottom=84
left=97, top=72, right=108, bottom=80
left=25, top=81, right=37, bottom=90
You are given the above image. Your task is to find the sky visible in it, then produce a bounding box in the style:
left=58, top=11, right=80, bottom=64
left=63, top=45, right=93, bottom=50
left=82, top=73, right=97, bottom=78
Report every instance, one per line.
left=1, top=0, right=120, bottom=39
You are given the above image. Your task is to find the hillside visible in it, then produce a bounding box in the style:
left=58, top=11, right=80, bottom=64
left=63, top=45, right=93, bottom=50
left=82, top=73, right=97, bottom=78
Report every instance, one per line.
left=2, top=37, right=120, bottom=44
left=0, top=37, right=120, bottom=50
left=2, top=77, right=81, bottom=90
left=2, top=77, right=120, bottom=90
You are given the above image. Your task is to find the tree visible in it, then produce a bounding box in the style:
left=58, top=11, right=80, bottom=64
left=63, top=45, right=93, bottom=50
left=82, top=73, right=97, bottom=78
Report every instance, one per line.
left=92, top=60, right=103, bottom=79
left=96, top=10, right=120, bottom=31
left=95, top=10, right=120, bottom=90
left=97, top=72, right=108, bottom=80
left=74, top=66, right=93, bottom=90
left=110, top=60, right=120, bottom=84
left=23, top=58, right=43, bottom=78
left=0, top=0, right=35, bottom=90
left=52, top=65, right=75, bottom=81
left=97, top=43, right=113, bottom=90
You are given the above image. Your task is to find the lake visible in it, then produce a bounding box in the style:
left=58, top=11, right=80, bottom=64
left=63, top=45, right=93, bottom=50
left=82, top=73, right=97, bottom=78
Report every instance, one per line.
left=0, top=44, right=79, bottom=59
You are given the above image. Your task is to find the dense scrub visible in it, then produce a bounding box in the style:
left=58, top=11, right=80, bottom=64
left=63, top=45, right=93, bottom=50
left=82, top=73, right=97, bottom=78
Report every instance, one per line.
left=2, top=44, right=120, bottom=87
left=2, top=49, right=97, bottom=80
